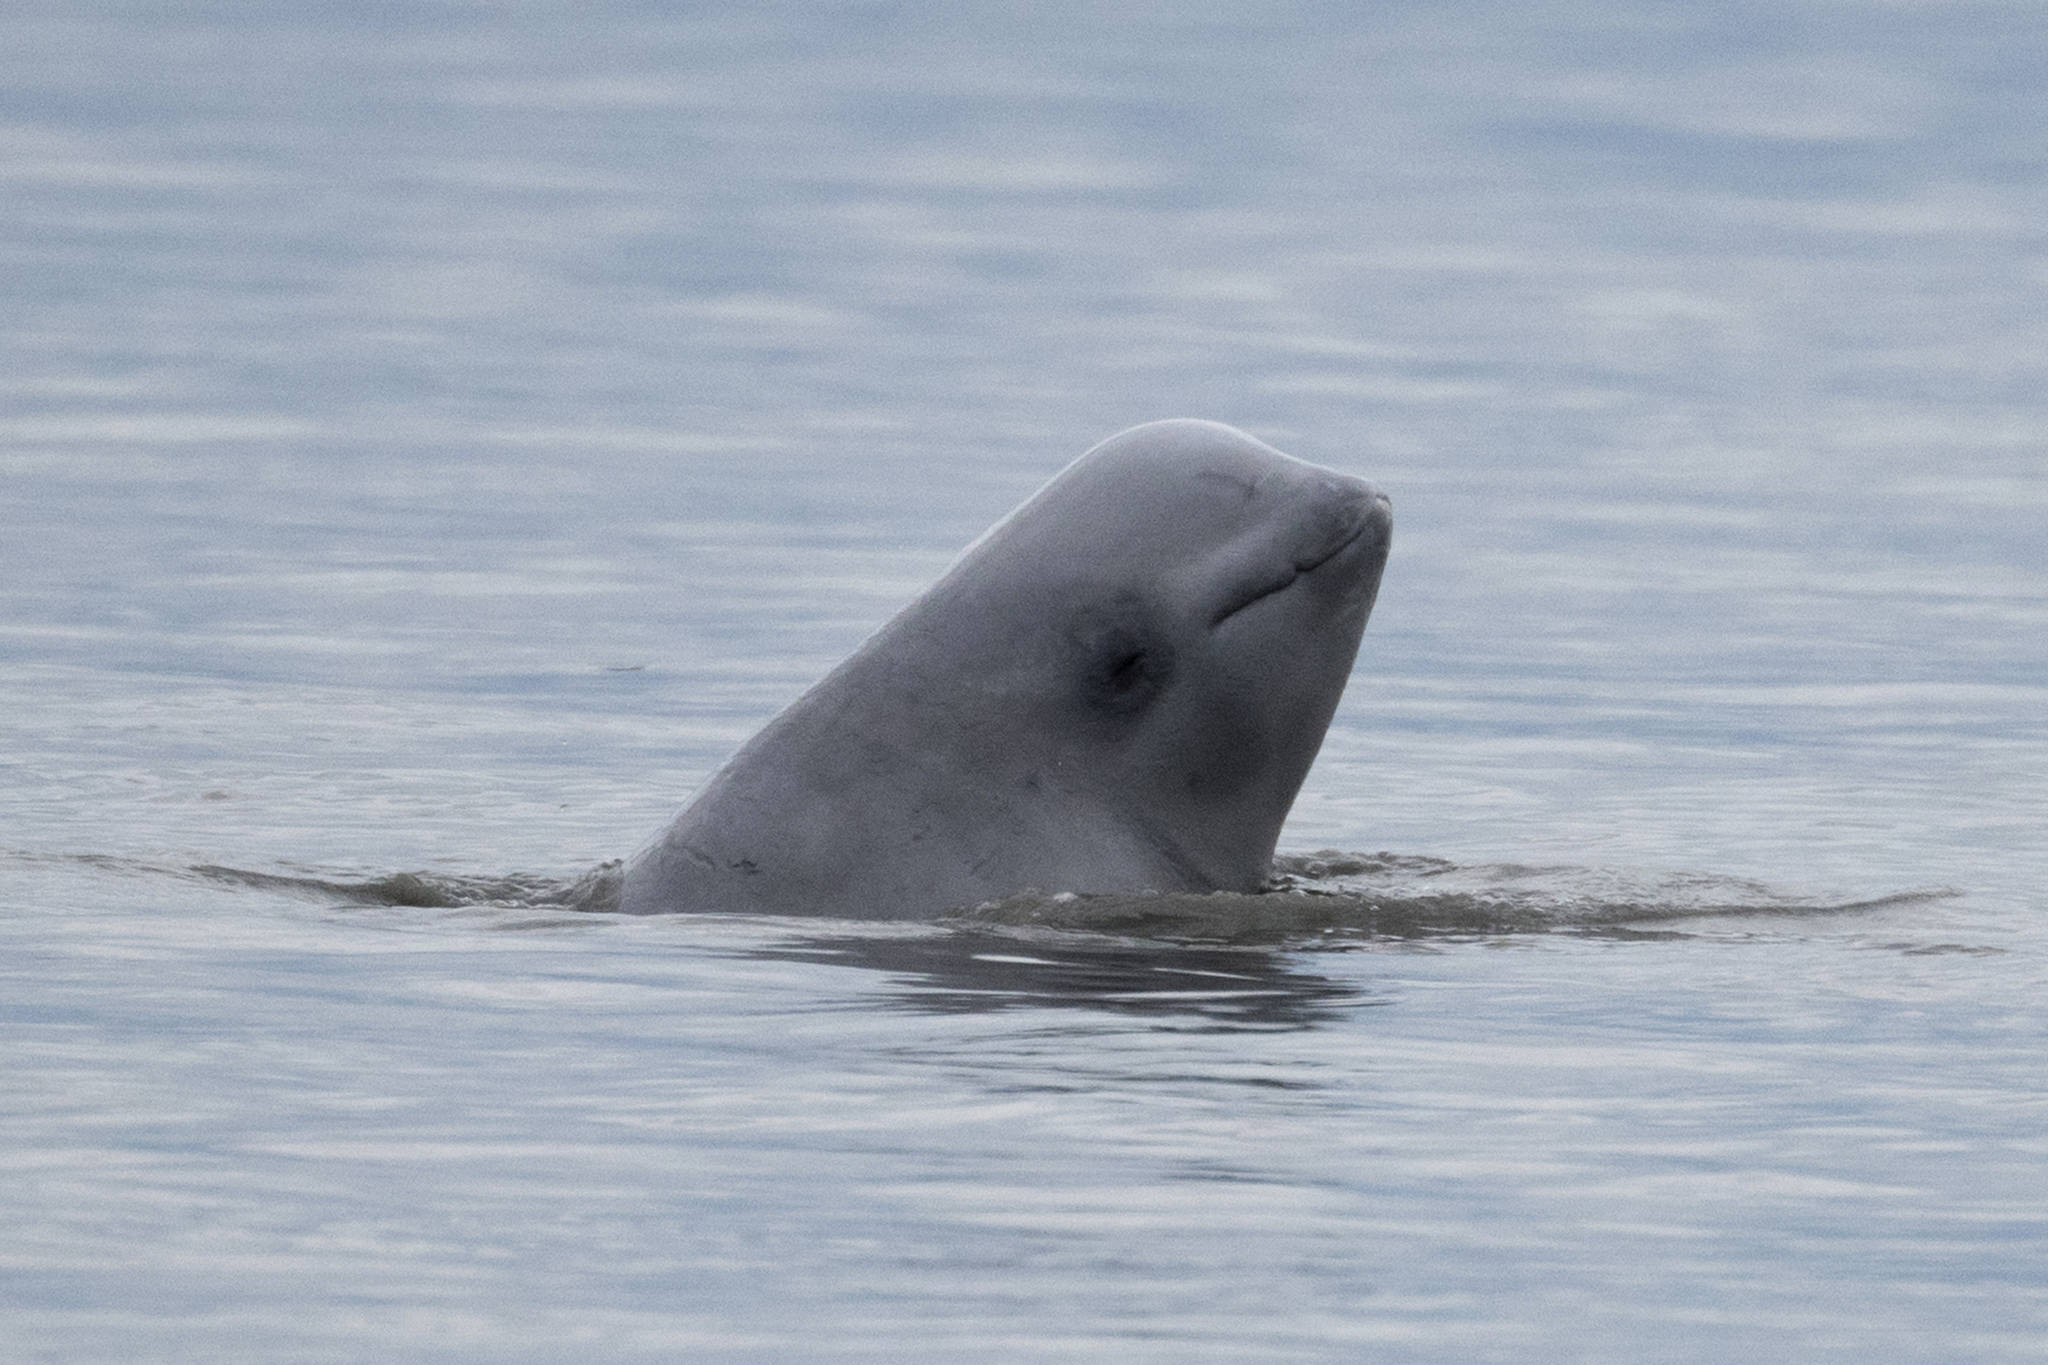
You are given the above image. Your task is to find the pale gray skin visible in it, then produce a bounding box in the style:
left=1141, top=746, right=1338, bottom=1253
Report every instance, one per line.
left=622, top=419, right=1393, bottom=918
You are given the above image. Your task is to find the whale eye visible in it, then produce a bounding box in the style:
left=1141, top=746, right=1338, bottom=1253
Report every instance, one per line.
left=1105, top=648, right=1148, bottom=692
left=1077, top=622, right=1174, bottom=718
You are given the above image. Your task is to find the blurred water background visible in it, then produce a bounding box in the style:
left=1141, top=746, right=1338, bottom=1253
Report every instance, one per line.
left=3, top=2, right=2045, bottom=1360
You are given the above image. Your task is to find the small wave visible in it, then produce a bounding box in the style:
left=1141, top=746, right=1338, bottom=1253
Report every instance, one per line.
left=957, top=851, right=1954, bottom=945
left=44, top=855, right=624, bottom=921
left=184, top=860, right=623, bottom=914
left=46, top=849, right=1947, bottom=943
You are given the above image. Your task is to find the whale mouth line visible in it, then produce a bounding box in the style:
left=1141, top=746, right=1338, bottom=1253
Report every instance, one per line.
left=1209, top=516, right=1373, bottom=629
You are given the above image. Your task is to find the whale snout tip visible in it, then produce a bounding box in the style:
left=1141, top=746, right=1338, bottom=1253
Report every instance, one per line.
left=1330, top=478, right=1392, bottom=543
left=1287, top=480, right=1391, bottom=579
left=1364, top=484, right=1392, bottom=533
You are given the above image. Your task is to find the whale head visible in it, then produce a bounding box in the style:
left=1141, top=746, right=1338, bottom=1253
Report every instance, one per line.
left=926, top=419, right=1393, bottom=891
left=623, top=419, right=1392, bottom=916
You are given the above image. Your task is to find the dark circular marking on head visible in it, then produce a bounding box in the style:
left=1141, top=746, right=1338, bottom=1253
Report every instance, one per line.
left=1069, top=598, right=1177, bottom=720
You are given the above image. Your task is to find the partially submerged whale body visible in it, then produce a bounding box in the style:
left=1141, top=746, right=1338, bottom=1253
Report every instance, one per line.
left=622, top=419, right=1393, bottom=918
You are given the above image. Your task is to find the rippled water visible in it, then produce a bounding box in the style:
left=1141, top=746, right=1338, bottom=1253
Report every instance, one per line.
left=4, top=2, right=2046, bottom=1360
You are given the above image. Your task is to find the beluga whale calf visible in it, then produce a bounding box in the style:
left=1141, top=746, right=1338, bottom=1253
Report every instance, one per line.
left=621, top=419, right=1393, bottom=918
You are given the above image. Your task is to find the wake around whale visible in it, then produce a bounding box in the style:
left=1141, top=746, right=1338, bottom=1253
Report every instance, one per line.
left=621, top=420, right=1393, bottom=918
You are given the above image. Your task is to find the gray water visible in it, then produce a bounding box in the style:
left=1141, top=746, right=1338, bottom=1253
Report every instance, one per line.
left=4, top=2, right=2046, bottom=1360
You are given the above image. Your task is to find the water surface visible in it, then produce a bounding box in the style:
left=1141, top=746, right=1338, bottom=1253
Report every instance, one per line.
left=4, top=2, right=2046, bottom=1360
